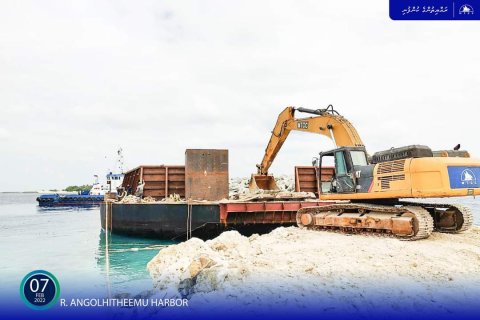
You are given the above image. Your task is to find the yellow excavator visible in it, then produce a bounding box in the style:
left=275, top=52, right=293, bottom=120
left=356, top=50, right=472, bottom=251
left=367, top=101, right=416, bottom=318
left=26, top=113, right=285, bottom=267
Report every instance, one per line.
left=250, top=105, right=477, bottom=240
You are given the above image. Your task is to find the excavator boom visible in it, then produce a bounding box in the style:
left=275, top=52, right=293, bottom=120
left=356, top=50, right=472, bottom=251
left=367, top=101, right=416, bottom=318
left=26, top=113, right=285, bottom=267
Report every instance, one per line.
left=250, top=105, right=363, bottom=191
left=256, top=105, right=364, bottom=175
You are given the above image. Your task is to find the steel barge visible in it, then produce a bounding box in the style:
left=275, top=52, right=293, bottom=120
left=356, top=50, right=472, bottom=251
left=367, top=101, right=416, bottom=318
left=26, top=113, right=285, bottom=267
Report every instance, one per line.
left=100, top=200, right=327, bottom=240
left=100, top=149, right=328, bottom=240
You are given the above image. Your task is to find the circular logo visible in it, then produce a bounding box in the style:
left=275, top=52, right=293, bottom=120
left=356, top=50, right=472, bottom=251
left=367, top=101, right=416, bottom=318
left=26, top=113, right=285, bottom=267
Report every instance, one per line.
left=20, top=270, right=60, bottom=310
left=461, top=169, right=476, bottom=185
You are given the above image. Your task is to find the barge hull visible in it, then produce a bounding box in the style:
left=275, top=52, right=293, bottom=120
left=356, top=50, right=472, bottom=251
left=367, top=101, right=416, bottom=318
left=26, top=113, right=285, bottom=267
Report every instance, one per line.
left=100, top=201, right=328, bottom=240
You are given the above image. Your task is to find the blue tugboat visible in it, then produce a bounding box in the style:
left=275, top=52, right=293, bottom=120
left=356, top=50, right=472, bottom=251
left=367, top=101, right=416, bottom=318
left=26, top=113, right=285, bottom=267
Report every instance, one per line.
left=36, top=192, right=104, bottom=206
left=36, top=172, right=124, bottom=207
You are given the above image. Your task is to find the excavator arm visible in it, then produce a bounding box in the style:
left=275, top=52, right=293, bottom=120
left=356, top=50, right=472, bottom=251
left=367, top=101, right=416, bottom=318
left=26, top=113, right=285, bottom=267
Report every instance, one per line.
left=256, top=105, right=364, bottom=175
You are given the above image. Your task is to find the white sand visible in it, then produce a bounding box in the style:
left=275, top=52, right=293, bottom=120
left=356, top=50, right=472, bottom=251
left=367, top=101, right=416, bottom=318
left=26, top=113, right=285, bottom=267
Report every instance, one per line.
left=147, top=227, right=480, bottom=315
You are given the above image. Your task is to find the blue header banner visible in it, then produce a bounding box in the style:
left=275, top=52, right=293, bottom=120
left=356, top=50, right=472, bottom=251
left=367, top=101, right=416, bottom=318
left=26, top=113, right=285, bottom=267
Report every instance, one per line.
left=390, top=0, right=480, bottom=20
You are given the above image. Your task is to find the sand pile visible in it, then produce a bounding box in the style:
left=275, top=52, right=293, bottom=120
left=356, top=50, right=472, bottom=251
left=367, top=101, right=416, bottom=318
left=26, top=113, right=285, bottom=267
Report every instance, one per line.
left=147, top=226, right=480, bottom=315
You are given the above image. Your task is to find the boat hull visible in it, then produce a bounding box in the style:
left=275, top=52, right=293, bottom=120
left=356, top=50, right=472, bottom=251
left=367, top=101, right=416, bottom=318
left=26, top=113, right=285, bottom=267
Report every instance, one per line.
left=100, top=201, right=328, bottom=240
left=37, top=194, right=104, bottom=206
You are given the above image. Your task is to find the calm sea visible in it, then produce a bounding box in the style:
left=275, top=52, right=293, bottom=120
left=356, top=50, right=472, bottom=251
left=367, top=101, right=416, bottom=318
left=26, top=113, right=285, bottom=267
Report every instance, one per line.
left=0, top=193, right=174, bottom=300
left=0, top=193, right=479, bottom=300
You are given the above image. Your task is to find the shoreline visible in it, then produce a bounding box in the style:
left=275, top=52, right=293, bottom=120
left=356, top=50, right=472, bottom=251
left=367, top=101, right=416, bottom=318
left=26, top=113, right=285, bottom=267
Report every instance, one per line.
left=147, top=226, right=480, bottom=314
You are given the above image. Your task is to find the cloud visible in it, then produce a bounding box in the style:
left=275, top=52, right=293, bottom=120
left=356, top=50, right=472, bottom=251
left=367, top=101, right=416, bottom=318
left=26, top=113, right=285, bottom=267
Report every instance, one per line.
left=0, top=0, right=479, bottom=191
left=0, top=128, right=11, bottom=140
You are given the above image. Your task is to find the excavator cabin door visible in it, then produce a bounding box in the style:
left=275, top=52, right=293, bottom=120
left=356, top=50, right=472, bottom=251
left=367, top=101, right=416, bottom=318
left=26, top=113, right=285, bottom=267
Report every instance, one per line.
left=334, top=150, right=356, bottom=193
left=319, top=147, right=369, bottom=194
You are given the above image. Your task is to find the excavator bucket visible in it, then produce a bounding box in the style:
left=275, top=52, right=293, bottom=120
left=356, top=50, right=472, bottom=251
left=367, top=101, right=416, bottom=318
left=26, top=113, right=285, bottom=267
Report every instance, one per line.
left=248, top=174, right=280, bottom=192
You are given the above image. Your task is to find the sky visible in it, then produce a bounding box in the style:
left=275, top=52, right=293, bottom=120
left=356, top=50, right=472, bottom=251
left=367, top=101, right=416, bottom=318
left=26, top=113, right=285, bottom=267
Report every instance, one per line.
left=1, top=0, right=479, bottom=192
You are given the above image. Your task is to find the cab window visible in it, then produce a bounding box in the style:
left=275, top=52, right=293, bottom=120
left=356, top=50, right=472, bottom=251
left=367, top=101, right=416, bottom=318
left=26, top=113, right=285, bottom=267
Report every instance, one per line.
left=335, top=151, right=347, bottom=175
left=350, top=151, right=368, bottom=166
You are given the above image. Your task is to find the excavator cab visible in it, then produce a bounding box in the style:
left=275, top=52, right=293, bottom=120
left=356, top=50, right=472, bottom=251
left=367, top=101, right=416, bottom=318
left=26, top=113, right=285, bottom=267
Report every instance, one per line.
left=318, top=146, right=372, bottom=194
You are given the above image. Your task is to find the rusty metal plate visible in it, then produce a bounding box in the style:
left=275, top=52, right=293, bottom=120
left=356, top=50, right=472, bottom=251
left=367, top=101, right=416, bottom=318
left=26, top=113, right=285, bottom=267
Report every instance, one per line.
left=295, top=166, right=335, bottom=197
left=122, top=165, right=185, bottom=199
left=185, top=149, right=229, bottom=201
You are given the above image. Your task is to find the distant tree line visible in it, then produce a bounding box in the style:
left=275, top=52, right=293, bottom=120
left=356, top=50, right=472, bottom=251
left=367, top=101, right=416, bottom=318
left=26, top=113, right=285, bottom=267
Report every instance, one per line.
left=65, top=185, right=92, bottom=192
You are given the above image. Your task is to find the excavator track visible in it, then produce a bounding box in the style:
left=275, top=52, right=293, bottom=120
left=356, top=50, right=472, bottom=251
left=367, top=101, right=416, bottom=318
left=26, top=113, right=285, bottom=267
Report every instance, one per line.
left=399, top=201, right=473, bottom=233
left=296, top=203, right=434, bottom=240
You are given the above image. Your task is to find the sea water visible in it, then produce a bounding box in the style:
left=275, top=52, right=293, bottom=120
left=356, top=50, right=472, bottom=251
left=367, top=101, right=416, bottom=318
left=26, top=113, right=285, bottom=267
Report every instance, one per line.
left=0, top=193, right=479, bottom=304
left=0, top=192, right=175, bottom=304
